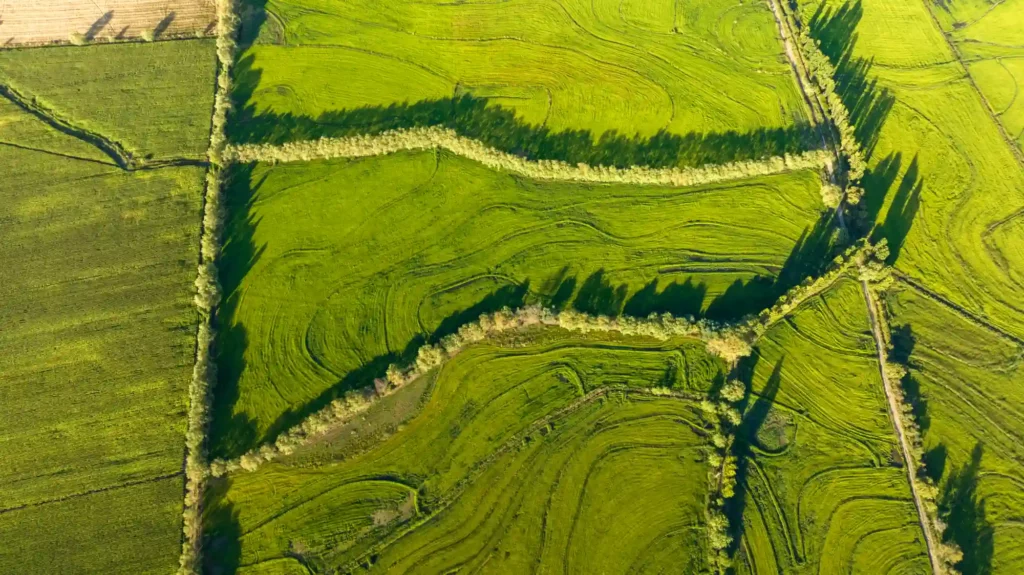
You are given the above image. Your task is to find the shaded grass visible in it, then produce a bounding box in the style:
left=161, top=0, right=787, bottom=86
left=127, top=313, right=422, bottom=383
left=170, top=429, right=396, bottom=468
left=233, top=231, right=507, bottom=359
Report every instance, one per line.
left=209, top=149, right=829, bottom=458
left=204, top=331, right=719, bottom=574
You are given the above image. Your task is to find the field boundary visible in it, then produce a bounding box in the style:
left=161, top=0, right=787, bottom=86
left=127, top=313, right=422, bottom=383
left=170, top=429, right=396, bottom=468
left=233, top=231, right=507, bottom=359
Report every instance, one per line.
left=177, top=0, right=239, bottom=574
left=0, top=82, right=208, bottom=170
left=0, top=472, right=182, bottom=516
left=224, top=127, right=832, bottom=187
left=209, top=240, right=881, bottom=477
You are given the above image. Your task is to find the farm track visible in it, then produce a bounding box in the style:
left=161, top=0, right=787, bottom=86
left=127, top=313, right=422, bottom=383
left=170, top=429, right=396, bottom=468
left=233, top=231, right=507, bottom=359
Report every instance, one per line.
left=0, top=82, right=208, bottom=170
left=763, top=0, right=942, bottom=569
left=861, top=282, right=942, bottom=575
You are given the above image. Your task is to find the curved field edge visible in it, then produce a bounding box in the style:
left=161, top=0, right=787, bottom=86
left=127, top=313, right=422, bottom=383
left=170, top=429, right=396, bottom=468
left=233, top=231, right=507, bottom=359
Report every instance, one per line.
left=202, top=333, right=721, bottom=574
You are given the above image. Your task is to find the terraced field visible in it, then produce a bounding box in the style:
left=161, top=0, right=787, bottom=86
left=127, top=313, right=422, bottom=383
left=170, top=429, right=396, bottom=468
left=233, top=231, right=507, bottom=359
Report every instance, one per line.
left=0, top=40, right=214, bottom=573
left=885, top=287, right=1024, bottom=575
left=734, top=277, right=929, bottom=574
left=210, top=149, right=830, bottom=458
left=204, top=330, right=721, bottom=574
left=233, top=0, right=810, bottom=147
left=800, top=0, right=1024, bottom=571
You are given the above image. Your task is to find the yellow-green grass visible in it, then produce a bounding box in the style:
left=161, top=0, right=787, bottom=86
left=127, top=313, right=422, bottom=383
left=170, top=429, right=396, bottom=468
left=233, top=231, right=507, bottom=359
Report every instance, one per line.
left=0, top=44, right=213, bottom=573
left=886, top=286, right=1024, bottom=575
left=0, top=39, right=216, bottom=160
left=210, top=148, right=828, bottom=457
left=204, top=331, right=718, bottom=574
left=935, top=0, right=1024, bottom=151
left=803, top=0, right=1024, bottom=339
left=0, top=476, right=185, bottom=575
left=733, top=277, right=929, bottom=574
left=238, top=0, right=808, bottom=139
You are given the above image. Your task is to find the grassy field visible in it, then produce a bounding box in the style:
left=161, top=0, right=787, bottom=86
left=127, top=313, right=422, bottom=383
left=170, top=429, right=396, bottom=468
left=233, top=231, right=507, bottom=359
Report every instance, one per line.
left=802, top=0, right=1024, bottom=338
left=928, top=0, right=1024, bottom=150
left=204, top=329, right=720, bottom=574
left=0, top=41, right=213, bottom=573
left=210, top=149, right=831, bottom=458
left=0, top=39, right=216, bottom=160
left=885, top=287, right=1024, bottom=575
left=801, top=0, right=1024, bottom=571
left=732, top=277, right=929, bottom=574
left=233, top=0, right=809, bottom=144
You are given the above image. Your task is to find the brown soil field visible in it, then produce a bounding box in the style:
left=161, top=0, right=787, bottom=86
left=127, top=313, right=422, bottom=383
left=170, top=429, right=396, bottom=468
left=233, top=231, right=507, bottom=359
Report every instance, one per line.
left=0, top=0, right=215, bottom=47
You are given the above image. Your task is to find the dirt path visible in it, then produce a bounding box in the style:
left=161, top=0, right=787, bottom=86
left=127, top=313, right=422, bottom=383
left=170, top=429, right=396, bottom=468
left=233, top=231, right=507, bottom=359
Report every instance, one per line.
left=861, top=281, right=943, bottom=575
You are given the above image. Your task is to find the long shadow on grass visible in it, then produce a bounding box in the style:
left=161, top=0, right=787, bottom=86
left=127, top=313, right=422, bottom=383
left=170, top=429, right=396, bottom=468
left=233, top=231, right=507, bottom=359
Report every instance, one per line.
left=725, top=355, right=785, bottom=559
left=940, top=443, right=994, bottom=575
left=202, top=477, right=242, bottom=575
left=228, top=54, right=818, bottom=169
left=209, top=163, right=267, bottom=460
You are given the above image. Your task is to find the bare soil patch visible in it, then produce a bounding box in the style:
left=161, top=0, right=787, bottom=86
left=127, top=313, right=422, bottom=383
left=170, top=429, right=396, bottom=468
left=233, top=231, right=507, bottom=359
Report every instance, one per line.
left=0, top=0, right=215, bottom=47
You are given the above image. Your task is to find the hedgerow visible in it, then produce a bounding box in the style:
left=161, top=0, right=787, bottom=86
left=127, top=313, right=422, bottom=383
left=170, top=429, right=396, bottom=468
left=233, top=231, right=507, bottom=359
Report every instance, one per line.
left=223, top=127, right=831, bottom=187
left=177, top=1, right=240, bottom=573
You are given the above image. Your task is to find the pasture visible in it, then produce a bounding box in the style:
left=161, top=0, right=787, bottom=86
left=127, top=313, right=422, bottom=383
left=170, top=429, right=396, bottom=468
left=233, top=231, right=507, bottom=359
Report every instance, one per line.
left=0, top=39, right=216, bottom=160
left=203, top=330, right=720, bottom=574
left=0, top=40, right=213, bottom=573
left=929, top=0, right=1024, bottom=151
left=209, top=149, right=830, bottom=458
left=800, top=0, right=1024, bottom=570
left=232, top=0, right=810, bottom=146
left=733, top=277, right=929, bottom=574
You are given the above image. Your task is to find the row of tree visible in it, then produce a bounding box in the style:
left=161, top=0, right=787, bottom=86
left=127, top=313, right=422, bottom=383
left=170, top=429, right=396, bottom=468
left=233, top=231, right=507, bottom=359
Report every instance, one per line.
left=178, top=1, right=240, bottom=574
left=701, top=379, right=746, bottom=572
left=225, top=126, right=832, bottom=188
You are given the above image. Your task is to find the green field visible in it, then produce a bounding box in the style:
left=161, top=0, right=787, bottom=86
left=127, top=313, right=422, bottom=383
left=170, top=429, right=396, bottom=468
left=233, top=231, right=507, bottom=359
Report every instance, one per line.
left=929, top=0, right=1024, bottom=151
left=0, top=40, right=213, bottom=573
left=210, top=149, right=830, bottom=458
left=885, top=287, right=1024, bottom=575
left=233, top=0, right=809, bottom=146
left=204, top=329, right=721, bottom=574
left=801, top=0, right=1024, bottom=571
left=731, top=277, right=929, bottom=574
left=0, top=40, right=216, bottom=160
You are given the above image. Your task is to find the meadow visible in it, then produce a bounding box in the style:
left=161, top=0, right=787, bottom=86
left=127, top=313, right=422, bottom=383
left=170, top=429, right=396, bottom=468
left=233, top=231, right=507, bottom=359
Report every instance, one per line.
left=232, top=0, right=810, bottom=148
left=210, top=149, right=831, bottom=458
left=732, top=277, right=929, bottom=574
left=799, top=0, right=1024, bottom=571
left=928, top=0, right=1024, bottom=151
left=0, top=40, right=213, bottom=573
left=203, top=329, right=721, bottom=574
left=0, top=39, right=216, bottom=161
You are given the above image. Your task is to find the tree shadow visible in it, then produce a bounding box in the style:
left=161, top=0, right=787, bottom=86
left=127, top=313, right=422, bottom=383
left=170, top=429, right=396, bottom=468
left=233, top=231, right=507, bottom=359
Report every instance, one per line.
left=573, top=269, right=629, bottom=316
left=203, top=478, right=242, bottom=575
left=153, top=12, right=176, bottom=39
left=237, top=0, right=269, bottom=51
left=726, top=355, right=784, bottom=555
left=84, top=11, right=114, bottom=41
left=872, top=155, right=922, bottom=264
left=940, top=443, right=994, bottom=575
left=228, top=53, right=819, bottom=169
left=808, top=1, right=896, bottom=161
left=209, top=163, right=267, bottom=460
left=922, top=443, right=948, bottom=484
left=623, top=277, right=707, bottom=318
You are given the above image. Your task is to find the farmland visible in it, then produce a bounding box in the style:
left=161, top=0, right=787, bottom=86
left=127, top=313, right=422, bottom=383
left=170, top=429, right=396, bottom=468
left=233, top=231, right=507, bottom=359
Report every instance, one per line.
left=204, top=330, right=720, bottom=574
left=733, top=277, right=929, bottom=573
left=209, top=149, right=830, bottom=458
left=0, top=39, right=214, bottom=573
left=0, top=0, right=216, bottom=46
left=232, top=0, right=811, bottom=148
left=4, top=0, right=1024, bottom=571
left=798, top=0, right=1024, bottom=571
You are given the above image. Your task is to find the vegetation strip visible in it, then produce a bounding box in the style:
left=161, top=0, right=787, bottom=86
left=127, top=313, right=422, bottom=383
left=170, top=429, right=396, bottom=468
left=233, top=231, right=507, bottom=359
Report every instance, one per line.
left=177, top=1, right=239, bottom=574
left=210, top=239, right=881, bottom=478
left=0, top=472, right=182, bottom=516
left=224, top=127, right=832, bottom=187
